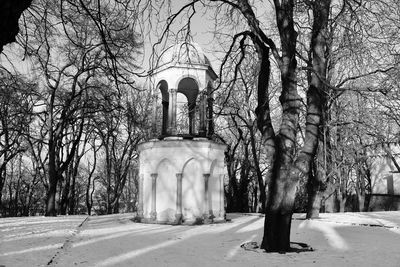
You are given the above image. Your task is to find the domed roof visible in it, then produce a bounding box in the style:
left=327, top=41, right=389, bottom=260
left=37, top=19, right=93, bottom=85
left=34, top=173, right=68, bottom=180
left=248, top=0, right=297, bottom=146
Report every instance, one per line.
left=157, top=41, right=212, bottom=67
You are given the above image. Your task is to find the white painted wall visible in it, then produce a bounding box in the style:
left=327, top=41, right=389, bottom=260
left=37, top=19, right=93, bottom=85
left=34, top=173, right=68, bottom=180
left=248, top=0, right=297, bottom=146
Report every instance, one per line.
left=138, top=139, right=226, bottom=224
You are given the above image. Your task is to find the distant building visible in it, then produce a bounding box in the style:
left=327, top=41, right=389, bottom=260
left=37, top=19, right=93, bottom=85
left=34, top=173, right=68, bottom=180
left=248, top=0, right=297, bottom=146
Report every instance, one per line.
left=369, top=144, right=400, bottom=211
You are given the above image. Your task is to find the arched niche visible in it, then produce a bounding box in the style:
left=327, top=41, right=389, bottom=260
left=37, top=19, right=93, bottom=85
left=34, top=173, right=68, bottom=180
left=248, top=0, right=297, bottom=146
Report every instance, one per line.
left=155, top=158, right=177, bottom=222
left=182, top=158, right=203, bottom=221
left=142, top=172, right=152, bottom=218
left=209, top=159, right=224, bottom=218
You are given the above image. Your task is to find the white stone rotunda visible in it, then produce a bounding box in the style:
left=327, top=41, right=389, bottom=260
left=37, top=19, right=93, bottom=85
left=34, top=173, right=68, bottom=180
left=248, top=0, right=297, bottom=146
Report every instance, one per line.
left=137, top=42, right=227, bottom=224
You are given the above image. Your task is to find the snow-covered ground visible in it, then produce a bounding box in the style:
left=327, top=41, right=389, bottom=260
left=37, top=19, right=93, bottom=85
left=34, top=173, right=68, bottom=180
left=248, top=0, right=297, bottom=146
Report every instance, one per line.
left=1, top=211, right=400, bottom=267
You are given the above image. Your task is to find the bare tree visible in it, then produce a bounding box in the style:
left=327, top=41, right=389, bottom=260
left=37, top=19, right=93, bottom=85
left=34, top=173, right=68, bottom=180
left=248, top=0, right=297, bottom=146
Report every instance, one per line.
left=94, top=85, right=150, bottom=214
left=22, top=0, right=142, bottom=216
left=0, top=70, right=36, bottom=213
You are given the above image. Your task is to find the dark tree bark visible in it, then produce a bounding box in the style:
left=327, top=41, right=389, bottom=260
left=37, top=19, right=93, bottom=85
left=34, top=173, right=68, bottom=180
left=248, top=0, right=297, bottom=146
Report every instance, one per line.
left=239, top=0, right=301, bottom=251
left=306, top=103, right=334, bottom=218
left=303, top=0, right=331, bottom=219
left=220, top=129, right=242, bottom=212
left=231, top=0, right=331, bottom=251
left=45, top=152, right=59, bottom=216
left=59, top=169, right=71, bottom=215
left=238, top=135, right=251, bottom=212
left=306, top=151, right=327, bottom=218
left=248, top=124, right=266, bottom=213
left=45, top=111, right=84, bottom=216
left=355, top=164, right=366, bottom=212
left=86, top=140, right=98, bottom=215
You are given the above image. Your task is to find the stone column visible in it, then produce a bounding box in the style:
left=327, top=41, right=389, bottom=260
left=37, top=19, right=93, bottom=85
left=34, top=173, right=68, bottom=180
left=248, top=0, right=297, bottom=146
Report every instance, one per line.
left=138, top=174, right=144, bottom=218
left=203, top=173, right=211, bottom=220
left=167, top=88, right=177, bottom=135
left=175, top=173, right=183, bottom=223
left=199, top=92, right=206, bottom=137
left=150, top=173, right=158, bottom=221
left=219, top=174, right=225, bottom=219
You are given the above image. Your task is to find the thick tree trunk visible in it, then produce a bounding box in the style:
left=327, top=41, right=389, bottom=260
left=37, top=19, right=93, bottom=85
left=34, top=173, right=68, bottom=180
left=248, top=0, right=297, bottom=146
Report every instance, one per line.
left=68, top=158, right=79, bottom=215
left=105, top=142, right=113, bottom=215
left=86, top=177, right=92, bottom=215
left=59, top=172, right=70, bottom=215
left=225, top=144, right=240, bottom=212
left=339, top=198, right=346, bottom=212
left=264, top=210, right=293, bottom=251
left=68, top=174, right=76, bottom=214
left=260, top=145, right=296, bottom=251
left=252, top=184, right=258, bottom=212
left=86, top=176, right=96, bottom=216
left=235, top=0, right=331, bottom=252
left=69, top=140, right=83, bottom=215
left=358, top=194, right=365, bottom=212
left=337, top=189, right=346, bottom=212
left=305, top=0, right=331, bottom=219
left=8, top=182, right=13, bottom=216
left=112, top=199, right=120, bottom=214
left=307, top=190, right=323, bottom=218
left=0, top=167, right=6, bottom=213
left=45, top=177, right=58, bottom=216
left=249, top=125, right=266, bottom=213
left=307, top=137, right=329, bottom=219
left=238, top=141, right=250, bottom=212
left=46, top=145, right=58, bottom=216
left=355, top=165, right=366, bottom=211
left=306, top=162, right=324, bottom=219
left=46, top=89, right=57, bottom=217
left=260, top=1, right=301, bottom=251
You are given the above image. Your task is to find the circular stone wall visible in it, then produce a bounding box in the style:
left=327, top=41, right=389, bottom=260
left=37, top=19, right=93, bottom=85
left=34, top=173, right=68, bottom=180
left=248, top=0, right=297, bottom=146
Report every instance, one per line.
left=137, top=138, right=226, bottom=224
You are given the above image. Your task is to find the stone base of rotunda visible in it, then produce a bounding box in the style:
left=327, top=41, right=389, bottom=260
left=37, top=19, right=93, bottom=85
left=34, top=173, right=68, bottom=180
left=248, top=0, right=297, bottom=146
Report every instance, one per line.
left=136, top=138, right=226, bottom=225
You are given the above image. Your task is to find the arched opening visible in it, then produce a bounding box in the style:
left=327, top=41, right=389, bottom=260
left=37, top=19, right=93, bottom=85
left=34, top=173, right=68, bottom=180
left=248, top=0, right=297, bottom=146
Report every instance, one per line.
left=155, top=159, right=177, bottom=222
left=157, top=80, right=169, bottom=136
left=177, top=77, right=199, bottom=136
left=209, top=160, right=224, bottom=219
left=176, top=92, right=189, bottom=135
